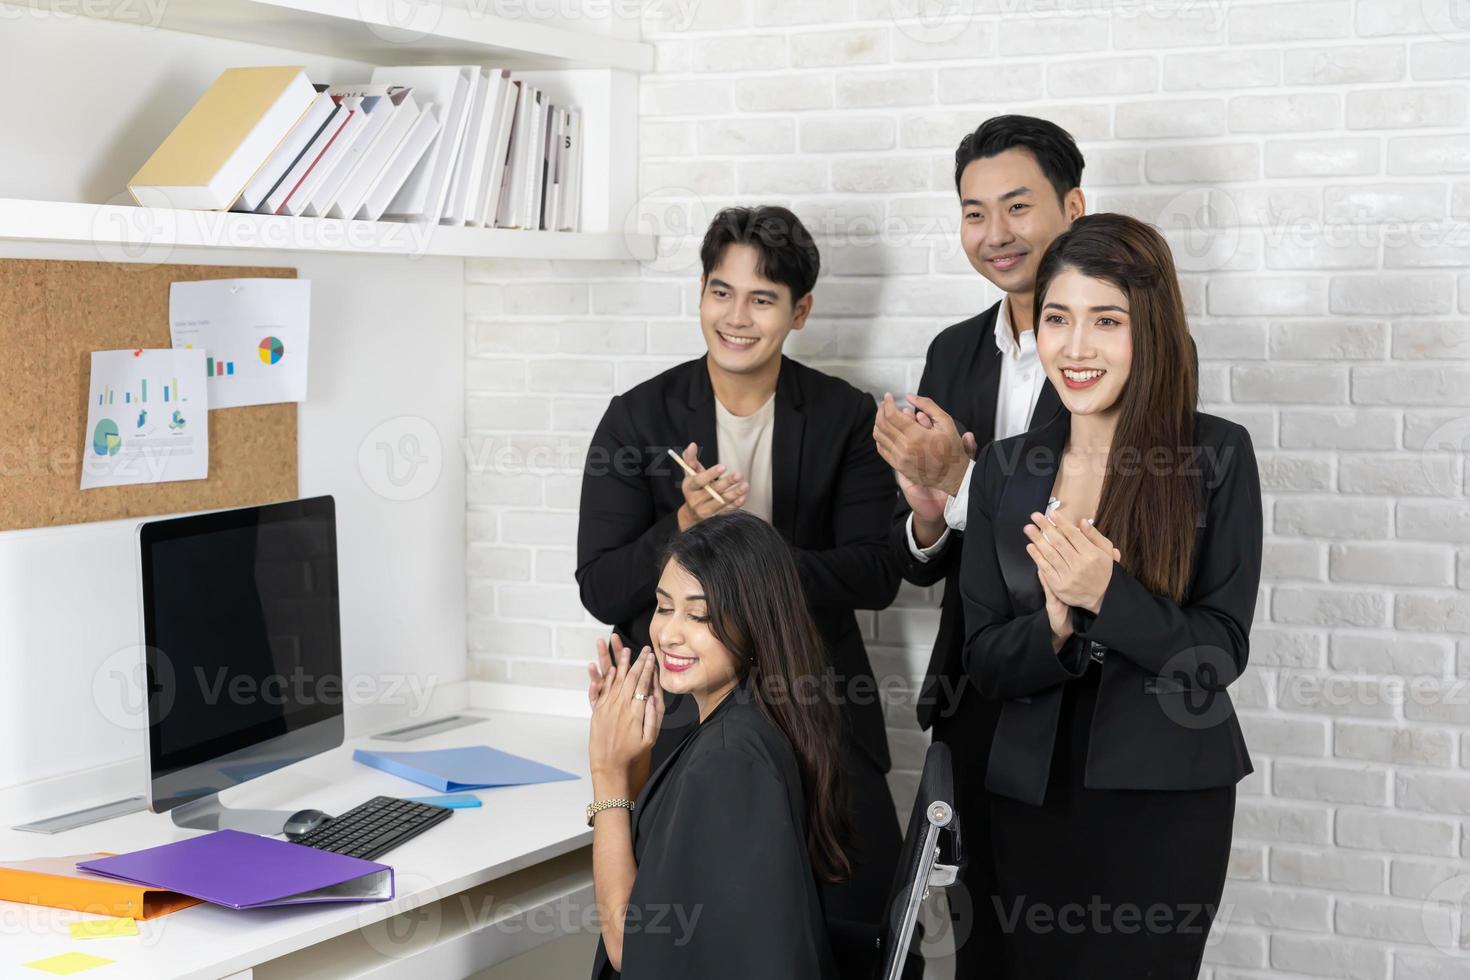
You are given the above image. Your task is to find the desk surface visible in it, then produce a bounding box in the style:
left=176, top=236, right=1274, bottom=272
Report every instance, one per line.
left=0, top=709, right=593, bottom=980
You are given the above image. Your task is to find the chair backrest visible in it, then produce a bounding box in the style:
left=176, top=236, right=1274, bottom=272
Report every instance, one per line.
left=874, top=741, right=963, bottom=980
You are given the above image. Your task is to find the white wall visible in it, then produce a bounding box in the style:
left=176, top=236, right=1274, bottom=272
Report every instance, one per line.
left=468, top=0, right=1470, bottom=976
left=0, top=12, right=467, bottom=801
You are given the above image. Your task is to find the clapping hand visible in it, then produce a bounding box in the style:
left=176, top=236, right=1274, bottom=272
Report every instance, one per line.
left=1023, top=503, right=1122, bottom=632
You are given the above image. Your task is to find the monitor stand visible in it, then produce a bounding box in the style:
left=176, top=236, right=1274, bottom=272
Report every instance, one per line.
left=170, top=793, right=299, bottom=836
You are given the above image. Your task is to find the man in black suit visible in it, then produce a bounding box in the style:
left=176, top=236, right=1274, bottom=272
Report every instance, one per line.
left=576, top=205, right=903, bottom=964
left=872, top=115, right=1085, bottom=976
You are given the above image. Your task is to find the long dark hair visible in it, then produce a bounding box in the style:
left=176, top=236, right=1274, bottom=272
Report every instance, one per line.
left=1033, top=212, right=1199, bottom=601
left=660, top=512, right=851, bottom=883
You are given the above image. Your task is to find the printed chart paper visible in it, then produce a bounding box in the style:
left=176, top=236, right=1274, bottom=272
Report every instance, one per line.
left=169, top=278, right=311, bottom=410
left=80, top=349, right=209, bottom=490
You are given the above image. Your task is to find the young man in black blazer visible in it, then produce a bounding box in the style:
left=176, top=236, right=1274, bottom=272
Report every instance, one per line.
left=872, top=115, right=1084, bottom=975
left=576, top=205, right=903, bottom=957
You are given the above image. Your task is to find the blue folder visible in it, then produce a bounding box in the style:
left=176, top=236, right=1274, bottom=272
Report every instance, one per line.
left=352, top=746, right=579, bottom=793
left=407, top=794, right=483, bottom=809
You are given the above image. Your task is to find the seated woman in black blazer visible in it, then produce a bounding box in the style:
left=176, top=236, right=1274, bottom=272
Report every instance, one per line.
left=960, top=212, right=1262, bottom=979
left=585, top=511, right=848, bottom=979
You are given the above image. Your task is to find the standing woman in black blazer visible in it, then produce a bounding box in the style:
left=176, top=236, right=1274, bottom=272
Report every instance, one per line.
left=960, top=212, right=1262, bottom=979
left=586, top=512, right=846, bottom=979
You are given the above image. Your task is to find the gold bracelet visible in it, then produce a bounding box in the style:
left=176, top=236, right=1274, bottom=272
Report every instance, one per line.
left=586, top=798, right=634, bottom=826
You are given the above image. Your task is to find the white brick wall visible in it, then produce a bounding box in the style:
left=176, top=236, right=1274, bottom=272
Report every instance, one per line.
left=466, top=2, right=1470, bottom=975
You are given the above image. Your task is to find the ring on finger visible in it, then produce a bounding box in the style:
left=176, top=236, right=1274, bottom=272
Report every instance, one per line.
left=633, top=692, right=649, bottom=702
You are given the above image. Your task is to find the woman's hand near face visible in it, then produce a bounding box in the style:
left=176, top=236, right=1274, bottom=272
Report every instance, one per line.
left=588, top=639, right=664, bottom=797
left=587, top=636, right=661, bottom=976
left=1023, top=503, right=1120, bottom=615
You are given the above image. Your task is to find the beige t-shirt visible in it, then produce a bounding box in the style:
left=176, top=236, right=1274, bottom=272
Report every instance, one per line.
left=715, top=392, right=776, bottom=524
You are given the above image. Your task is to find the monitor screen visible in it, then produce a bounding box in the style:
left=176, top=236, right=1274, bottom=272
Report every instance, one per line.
left=139, top=496, right=344, bottom=811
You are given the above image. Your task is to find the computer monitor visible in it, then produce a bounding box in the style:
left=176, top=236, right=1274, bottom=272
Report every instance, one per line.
left=138, top=495, right=344, bottom=833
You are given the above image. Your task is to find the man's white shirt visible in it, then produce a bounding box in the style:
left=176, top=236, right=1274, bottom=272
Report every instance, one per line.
left=905, top=298, right=1048, bottom=561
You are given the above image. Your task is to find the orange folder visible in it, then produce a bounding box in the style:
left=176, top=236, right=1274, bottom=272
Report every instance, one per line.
left=0, top=853, right=200, bottom=920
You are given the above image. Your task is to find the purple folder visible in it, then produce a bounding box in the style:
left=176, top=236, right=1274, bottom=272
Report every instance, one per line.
left=77, top=830, right=394, bottom=910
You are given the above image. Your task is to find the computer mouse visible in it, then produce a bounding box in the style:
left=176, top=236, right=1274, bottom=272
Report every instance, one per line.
left=283, top=808, right=331, bottom=839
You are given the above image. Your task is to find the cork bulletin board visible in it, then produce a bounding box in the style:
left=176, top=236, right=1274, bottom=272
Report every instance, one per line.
left=0, top=259, right=298, bottom=531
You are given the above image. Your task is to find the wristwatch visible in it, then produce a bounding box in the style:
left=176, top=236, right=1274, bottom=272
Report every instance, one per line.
left=586, top=798, right=634, bottom=826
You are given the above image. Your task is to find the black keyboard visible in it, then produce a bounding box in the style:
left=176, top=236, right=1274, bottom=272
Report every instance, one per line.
left=292, top=796, right=453, bottom=860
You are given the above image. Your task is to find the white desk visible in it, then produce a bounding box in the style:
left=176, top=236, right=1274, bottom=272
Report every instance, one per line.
left=0, top=709, right=596, bottom=980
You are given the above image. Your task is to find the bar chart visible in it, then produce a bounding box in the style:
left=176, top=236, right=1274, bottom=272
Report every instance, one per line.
left=97, top=376, right=182, bottom=406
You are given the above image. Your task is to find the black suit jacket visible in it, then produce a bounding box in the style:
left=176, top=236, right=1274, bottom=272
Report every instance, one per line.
left=961, top=411, right=1261, bottom=806
left=590, top=685, right=837, bottom=980
left=888, top=302, right=1062, bottom=732
left=576, top=355, right=900, bottom=773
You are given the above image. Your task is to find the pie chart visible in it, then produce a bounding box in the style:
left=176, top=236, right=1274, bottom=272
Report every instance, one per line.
left=259, top=336, right=285, bottom=365
left=93, top=418, right=121, bottom=456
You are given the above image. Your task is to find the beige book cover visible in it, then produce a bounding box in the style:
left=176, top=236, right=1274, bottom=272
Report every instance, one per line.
left=129, top=66, right=314, bottom=211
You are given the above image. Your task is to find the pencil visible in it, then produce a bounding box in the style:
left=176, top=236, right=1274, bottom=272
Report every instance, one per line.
left=666, top=448, right=728, bottom=506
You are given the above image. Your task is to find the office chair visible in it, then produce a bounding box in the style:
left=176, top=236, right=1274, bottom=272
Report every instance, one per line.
left=874, top=741, right=963, bottom=980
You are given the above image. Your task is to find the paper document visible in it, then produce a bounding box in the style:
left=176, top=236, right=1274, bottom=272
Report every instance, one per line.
left=81, top=349, right=208, bottom=489
left=169, top=278, right=311, bottom=409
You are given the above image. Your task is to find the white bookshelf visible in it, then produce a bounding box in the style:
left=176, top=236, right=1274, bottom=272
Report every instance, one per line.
left=3, top=0, right=651, bottom=261
left=9, top=0, right=654, bottom=71
left=0, top=198, right=656, bottom=261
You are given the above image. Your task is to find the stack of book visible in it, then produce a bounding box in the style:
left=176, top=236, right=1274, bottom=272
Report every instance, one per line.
left=127, top=65, right=584, bottom=231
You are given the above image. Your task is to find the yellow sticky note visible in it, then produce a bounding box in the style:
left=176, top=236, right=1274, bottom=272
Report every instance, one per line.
left=23, top=952, right=114, bottom=974
left=70, top=917, right=138, bottom=940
